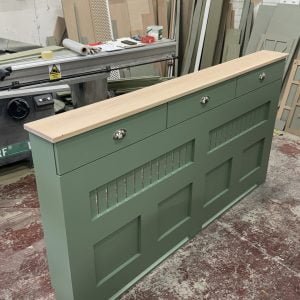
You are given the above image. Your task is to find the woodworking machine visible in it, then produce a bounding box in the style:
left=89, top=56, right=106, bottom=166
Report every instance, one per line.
left=0, top=40, right=176, bottom=166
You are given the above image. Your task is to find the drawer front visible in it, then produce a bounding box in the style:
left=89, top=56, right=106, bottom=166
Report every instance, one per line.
left=54, top=105, right=167, bottom=174
left=236, top=61, right=285, bottom=97
left=167, top=79, right=236, bottom=127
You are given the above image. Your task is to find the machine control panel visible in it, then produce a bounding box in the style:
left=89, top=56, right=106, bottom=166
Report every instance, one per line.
left=33, top=93, right=54, bottom=107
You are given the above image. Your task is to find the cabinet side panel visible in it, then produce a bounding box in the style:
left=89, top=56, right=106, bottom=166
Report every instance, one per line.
left=29, top=134, right=74, bottom=300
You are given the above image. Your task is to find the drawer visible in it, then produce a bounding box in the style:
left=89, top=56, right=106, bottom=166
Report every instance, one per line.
left=236, top=61, right=285, bottom=97
left=54, top=105, right=167, bottom=174
left=167, top=79, right=236, bottom=127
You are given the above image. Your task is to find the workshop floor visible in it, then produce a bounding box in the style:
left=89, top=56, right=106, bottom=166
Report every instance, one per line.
left=0, top=132, right=299, bottom=300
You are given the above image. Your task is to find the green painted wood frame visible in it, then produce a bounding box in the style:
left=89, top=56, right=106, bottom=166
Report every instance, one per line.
left=29, top=60, right=285, bottom=300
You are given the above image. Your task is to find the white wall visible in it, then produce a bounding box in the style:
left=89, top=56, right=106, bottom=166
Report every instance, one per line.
left=0, top=0, right=63, bottom=46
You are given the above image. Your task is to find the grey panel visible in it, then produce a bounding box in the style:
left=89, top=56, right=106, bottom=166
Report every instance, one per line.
left=242, top=3, right=253, bottom=55
left=181, top=0, right=205, bottom=75
left=200, top=0, right=224, bottom=69
left=289, top=106, right=300, bottom=132
left=222, top=29, right=240, bottom=63
left=266, top=4, right=300, bottom=39
left=246, top=5, right=275, bottom=55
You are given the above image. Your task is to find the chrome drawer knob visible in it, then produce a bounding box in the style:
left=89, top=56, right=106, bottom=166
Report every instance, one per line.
left=113, top=128, right=127, bottom=140
left=259, top=72, right=266, bottom=81
left=200, top=96, right=210, bottom=104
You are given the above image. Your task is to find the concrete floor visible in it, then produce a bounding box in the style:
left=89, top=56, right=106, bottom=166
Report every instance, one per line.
left=0, top=132, right=299, bottom=300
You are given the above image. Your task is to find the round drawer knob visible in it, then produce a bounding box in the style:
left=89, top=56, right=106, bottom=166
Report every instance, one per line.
left=200, top=96, right=210, bottom=105
left=113, top=128, right=127, bottom=140
left=258, top=72, right=266, bottom=81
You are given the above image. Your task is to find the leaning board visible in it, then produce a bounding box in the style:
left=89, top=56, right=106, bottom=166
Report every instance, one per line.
left=25, top=51, right=287, bottom=300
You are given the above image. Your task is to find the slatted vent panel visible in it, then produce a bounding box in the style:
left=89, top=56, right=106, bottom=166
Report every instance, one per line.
left=209, top=102, right=270, bottom=151
left=90, top=140, right=194, bottom=217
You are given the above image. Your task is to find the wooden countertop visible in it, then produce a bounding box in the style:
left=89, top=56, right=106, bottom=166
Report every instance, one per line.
left=24, top=51, right=287, bottom=143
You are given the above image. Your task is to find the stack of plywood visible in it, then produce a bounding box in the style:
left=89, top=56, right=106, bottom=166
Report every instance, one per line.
left=180, top=0, right=236, bottom=75
left=62, top=0, right=179, bottom=77
left=221, top=0, right=255, bottom=63
left=61, top=0, right=114, bottom=43
left=109, top=0, right=155, bottom=38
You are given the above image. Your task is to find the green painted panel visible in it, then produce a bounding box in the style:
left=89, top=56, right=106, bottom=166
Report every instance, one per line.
left=59, top=154, right=198, bottom=299
left=54, top=105, right=167, bottom=175
left=240, top=139, right=264, bottom=181
left=89, top=140, right=194, bottom=217
left=158, top=155, right=167, bottom=179
left=199, top=79, right=282, bottom=226
left=28, top=60, right=285, bottom=300
left=158, top=184, right=192, bottom=239
left=209, top=102, right=270, bottom=151
left=204, top=159, right=232, bottom=207
left=107, top=181, right=118, bottom=208
left=94, top=217, right=141, bottom=284
left=168, top=79, right=236, bottom=127
left=236, top=61, right=284, bottom=97
left=28, top=135, right=74, bottom=300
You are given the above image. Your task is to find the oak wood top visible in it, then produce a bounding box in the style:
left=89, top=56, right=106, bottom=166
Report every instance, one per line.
left=24, top=51, right=287, bottom=143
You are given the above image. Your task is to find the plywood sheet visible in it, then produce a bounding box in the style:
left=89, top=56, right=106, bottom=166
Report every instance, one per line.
left=127, top=0, right=155, bottom=36
left=24, top=51, right=287, bottom=142
left=75, top=0, right=95, bottom=43
left=53, top=16, right=66, bottom=46
left=62, top=0, right=113, bottom=43
left=61, top=0, right=79, bottom=41
left=109, top=0, right=131, bottom=38
left=109, top=0, right=155, bottom=37
left=157, top=0, right=169, bottom=38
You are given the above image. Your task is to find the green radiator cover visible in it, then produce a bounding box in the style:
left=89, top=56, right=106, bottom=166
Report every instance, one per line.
left=27, top=55, right=285, bottom=300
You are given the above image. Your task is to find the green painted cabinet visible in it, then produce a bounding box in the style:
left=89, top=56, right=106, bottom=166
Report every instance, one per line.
left=26, top=52, right=286, bottom=300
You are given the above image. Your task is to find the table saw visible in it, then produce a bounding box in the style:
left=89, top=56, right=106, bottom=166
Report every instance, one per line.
left=0, top=39, right=176, bottom=166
